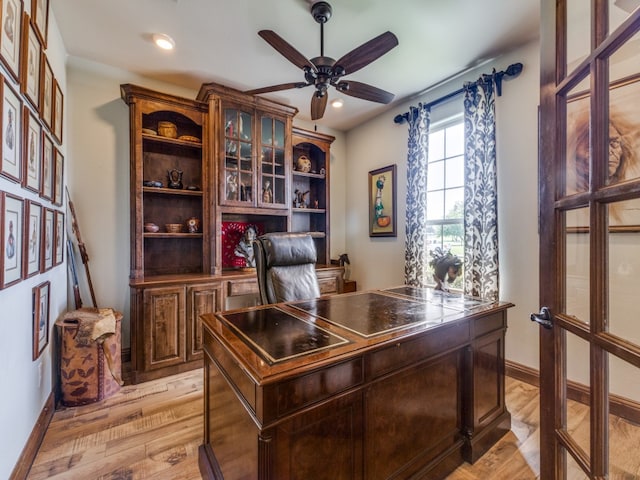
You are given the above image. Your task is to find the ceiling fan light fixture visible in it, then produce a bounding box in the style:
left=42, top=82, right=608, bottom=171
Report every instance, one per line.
left=331, top=98, right=344, bottom=108
left=153, top=33, right=175, bottom=50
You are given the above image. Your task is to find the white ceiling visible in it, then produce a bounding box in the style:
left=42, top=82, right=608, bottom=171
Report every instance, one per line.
left=51, top=0, right=540, bottom=131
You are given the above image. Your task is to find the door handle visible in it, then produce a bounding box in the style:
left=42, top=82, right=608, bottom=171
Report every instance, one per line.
left=531, top=307, right=553, bottom=329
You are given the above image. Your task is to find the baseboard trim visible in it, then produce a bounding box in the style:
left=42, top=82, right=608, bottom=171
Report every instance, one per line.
left=9, top=391, right=55, bottom=480
left=506, top=360, right=640, bottom=426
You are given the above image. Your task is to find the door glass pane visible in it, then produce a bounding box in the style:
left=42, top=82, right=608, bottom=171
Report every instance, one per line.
left=567, top=0, right=591, bottom=72
left=274, top=119, right=284, bottom=147
left=565, top=448, right=590, bottom=479
left=261, top=117, right=272, bottom=144
left=566, top=208, right=590, bottom=324
left=567, top=78, right=591, bottom=196
left=608, top=354, right=640, bottom=478
left=609, top=0, right=640, bottom=35
left=240, top=112, right=252, bottom=139
left=566, top=332, right=591, bottom=459
left=607, top=199, right=640, bottom=346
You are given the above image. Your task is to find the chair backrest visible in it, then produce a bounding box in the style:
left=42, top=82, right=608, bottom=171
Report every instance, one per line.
left=253, top=232, right=321, bottom=305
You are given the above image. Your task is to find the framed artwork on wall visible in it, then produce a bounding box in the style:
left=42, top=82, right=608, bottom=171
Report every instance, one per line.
left=52, top=79, right=62, bottom=143
left=30, top=0, right=48, bottom=48
left=41, top=206, right=53, bottom=271
left=32, top=280, right=50, bottom=360
left=54, top=209, right=63, bottom=265
left=22, top=105, right=41, bottom=192
left=1, top=191, right=23, bottom=288
left=40, top=132, right=52, bottom=200
left=39, top=52, right=52, bottom=129
left=24, top=199, right=41, bottom=276
left=20, top=12, right=40, bottom=111
left=368, top=164, right=397, bottom=237
left=0, top=0, right=23, bottom=82
left=53, top=147, right=62, bottom=206
left=0, top=76, right=22, bottom=182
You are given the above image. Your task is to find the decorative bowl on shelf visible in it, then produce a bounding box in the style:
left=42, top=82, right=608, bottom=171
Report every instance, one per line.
left=144, top=223, right=160, bottom=233
left=157, top=121, right=178, bottom=138
left=142, top=128, right=157, bottom=136
left=178, top=135, right=200, bottom=142
left=295, top=155, right=312, bottom=173
left=165, top=223, right=183, bottom=233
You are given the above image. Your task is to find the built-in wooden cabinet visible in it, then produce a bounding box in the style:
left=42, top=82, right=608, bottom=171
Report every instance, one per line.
left=122, top=83, right=342, bottom=383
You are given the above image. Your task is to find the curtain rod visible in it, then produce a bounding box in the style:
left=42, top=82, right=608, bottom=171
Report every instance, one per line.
left=393, top=62, right=523, bottom=124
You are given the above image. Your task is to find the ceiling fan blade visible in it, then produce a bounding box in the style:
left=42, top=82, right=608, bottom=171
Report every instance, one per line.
left=311, top=93, right=328, bottom=120
left=258, top=30, right=317, bottom=72
left=337, top=81, right=395, bottom=104
left=333, top=31, right=398, bottom=76
left=245, top=82, right=310, bottom=96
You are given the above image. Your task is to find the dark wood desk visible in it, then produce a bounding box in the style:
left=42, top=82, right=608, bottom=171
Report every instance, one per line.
left=199, top=287, right=513, bottom=480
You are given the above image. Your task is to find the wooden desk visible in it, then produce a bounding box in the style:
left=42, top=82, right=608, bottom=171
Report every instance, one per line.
left=199, top=287, right=513, bottom=480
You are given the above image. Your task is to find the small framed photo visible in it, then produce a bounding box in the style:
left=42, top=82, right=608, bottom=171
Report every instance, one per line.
left=1, top=191, right=23, bottom=288
left=0, top=0, right=23, bottom=82
left=39, top=51, right=52, bottom=129
left=20, top=12, right=40, bottom=111
left=22, top=105, right=41, bottom=192
left=32, top=280, right=50, bottom=360
left=54, top=209, right=63, bottom=265
left=40, top=132, right=52, bottom=200
left=53, top=147, right=63, bottom=206
left=0, top=77, right=23, bottom=182
left=30, top=0, right=48, bottom=48
left=23, top=199, right=41, bottom=276
left=41, top=206, right=53, bottom=271
left=368, top=164, right=397, bottom=237
left=52, top=78, right=62, bottom=144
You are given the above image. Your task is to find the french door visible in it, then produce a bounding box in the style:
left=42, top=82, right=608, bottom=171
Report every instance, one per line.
left=538, top=0, right=640, bottom=478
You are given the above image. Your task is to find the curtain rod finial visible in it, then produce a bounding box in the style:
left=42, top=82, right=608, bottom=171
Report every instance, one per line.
left=394, top=113, right=408, bottom=124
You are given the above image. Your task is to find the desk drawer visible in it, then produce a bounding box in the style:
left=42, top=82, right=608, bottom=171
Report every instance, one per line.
left=227, top=278, right=259, bottom=297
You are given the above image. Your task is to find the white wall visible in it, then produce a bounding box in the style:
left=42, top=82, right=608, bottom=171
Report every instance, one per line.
left=0, top=9, right=67, bottom=479
left=345, top=40, right=542, bottom=371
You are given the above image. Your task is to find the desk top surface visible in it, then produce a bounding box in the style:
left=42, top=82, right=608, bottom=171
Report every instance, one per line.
left=204, top=287, right=512, bottom=375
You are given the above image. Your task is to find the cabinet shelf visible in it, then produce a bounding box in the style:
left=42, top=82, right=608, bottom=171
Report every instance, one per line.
left=143, top=232, right=204, bottom=239
left=143, top=186, right=203, bottom=196
left=293, top=171, right=325, bottom=179
left=293, top=207, right=326, bottom=214
left=142, top=133, right=202, bottom=148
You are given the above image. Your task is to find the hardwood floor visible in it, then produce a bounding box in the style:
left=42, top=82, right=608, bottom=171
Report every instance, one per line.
left=26, top=370, right=639, bottom=479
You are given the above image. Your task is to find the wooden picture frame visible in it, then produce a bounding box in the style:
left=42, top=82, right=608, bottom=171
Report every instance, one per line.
left=53, top=147, right=62, bottom=206
left=52, top=78, right=62, bottom=143
left=39, top=51, right=52, bottom=129
left=21, top=105, right=40, bottom=192
left=40, top=132, right=52, bottom=200
left=24, top=198, right=41, bottom=276
left=0, top=0, right=23, bottom=82
left=1, top=190, right=23, bottom=288
left=20, top=12, right=40, bottom=111
left=54, top=209, right=63, bottom=265
left=32, top=280, right=50, bottom=360
left=30, top=0, right=48, bottom=48
left=41, top=206, right=53, bottom=271
left=368, top=164, right=397, bottom=237
left=0, top=77, right=22, bottom=182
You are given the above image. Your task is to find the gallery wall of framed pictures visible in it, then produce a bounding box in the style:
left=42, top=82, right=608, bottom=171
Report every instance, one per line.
left=0, top=0, right=62, bottom=360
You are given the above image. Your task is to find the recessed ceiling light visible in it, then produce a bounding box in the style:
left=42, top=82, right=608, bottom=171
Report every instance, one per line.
left=331, top=98, right=344, bottom=108
left=153, top=33, right=175, bottom=50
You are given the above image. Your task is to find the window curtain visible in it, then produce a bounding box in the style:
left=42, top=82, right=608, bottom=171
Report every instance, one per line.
left=404, top=104, right=431, bottom=286
left=463, top=77, right=499, bottom=300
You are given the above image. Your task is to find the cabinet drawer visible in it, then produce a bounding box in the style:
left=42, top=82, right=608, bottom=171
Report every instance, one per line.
left=318, top=276, right=338, bottom=294
left=227, top=278, right=259, bottom=297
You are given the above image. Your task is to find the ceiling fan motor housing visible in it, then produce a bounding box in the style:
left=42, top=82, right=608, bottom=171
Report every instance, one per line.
left=311, top=2, right=332, bottom=24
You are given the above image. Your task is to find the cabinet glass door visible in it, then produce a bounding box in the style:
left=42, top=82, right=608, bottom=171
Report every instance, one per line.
left=259, top=115, right=287, bottom=208
left=223, top=107, right=254, bottom=204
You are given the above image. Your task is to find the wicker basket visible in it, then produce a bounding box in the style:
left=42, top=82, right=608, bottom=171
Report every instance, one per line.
left=165, top=223, right=182, bottom=233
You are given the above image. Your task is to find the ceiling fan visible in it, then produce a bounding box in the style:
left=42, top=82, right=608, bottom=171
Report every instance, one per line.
left=245, top=1, right=399, bottom=121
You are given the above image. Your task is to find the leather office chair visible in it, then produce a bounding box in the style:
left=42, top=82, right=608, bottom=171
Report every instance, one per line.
left=253, top=232, right=321, bottom=305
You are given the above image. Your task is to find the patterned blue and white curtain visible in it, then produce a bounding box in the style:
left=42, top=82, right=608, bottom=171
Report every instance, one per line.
left=404, top=104, right=431, bottom=286
left=463, top=76, right=499, bottom=300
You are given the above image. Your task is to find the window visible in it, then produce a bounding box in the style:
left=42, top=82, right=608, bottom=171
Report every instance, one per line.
left=426, top=119, right=465, bottom=289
